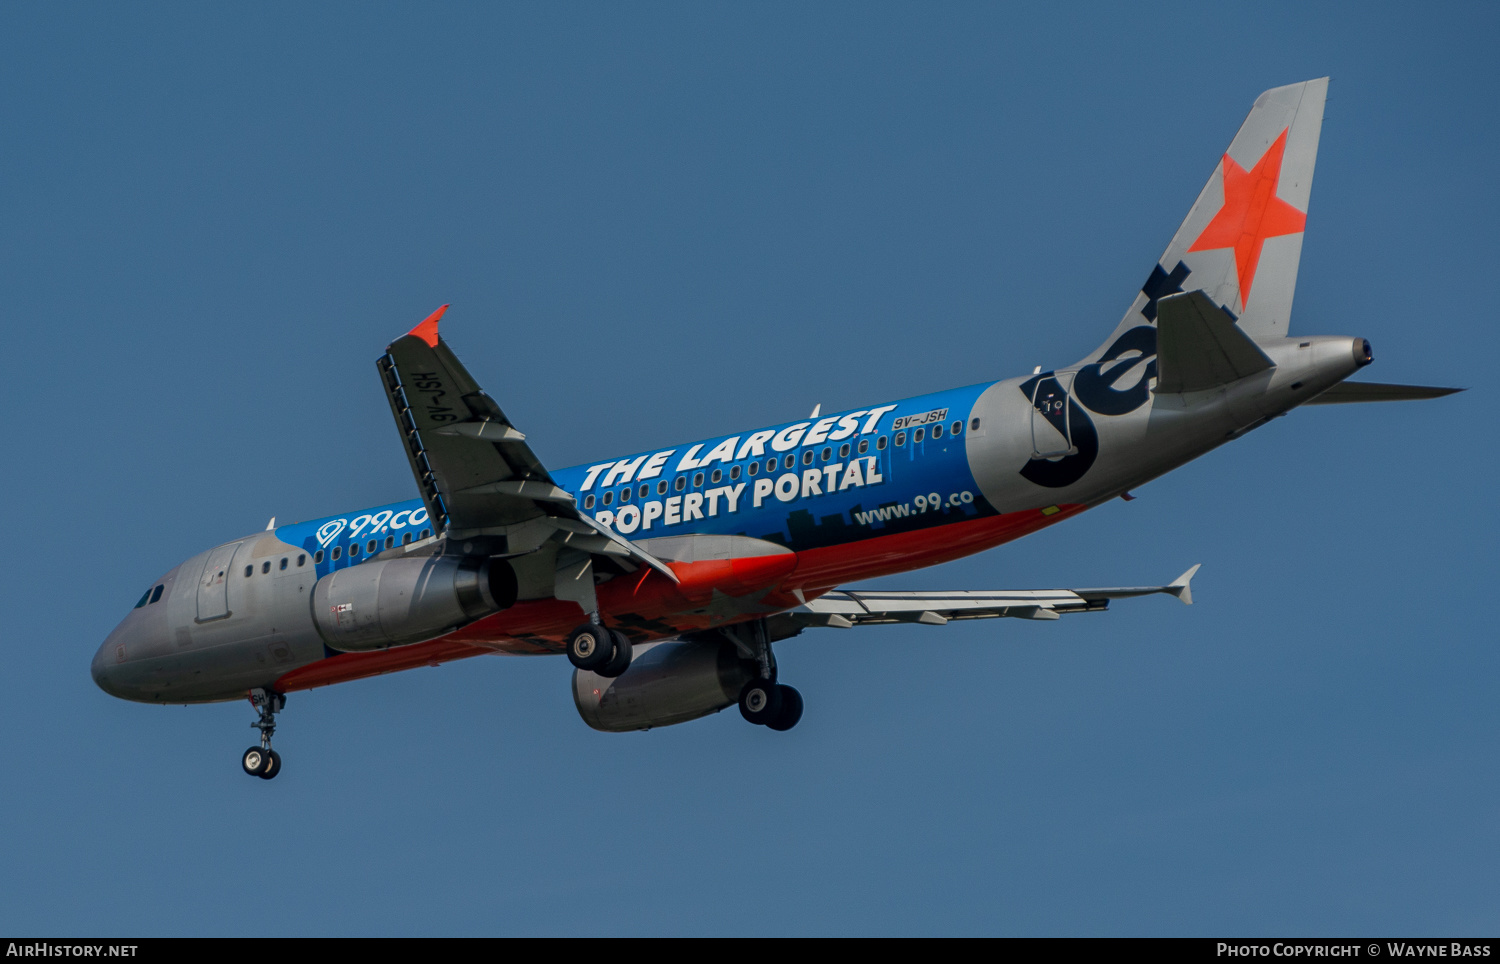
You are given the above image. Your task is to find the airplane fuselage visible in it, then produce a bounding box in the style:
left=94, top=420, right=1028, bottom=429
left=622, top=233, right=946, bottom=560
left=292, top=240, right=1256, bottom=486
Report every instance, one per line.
left=92, top=332, right=1370, bottom=704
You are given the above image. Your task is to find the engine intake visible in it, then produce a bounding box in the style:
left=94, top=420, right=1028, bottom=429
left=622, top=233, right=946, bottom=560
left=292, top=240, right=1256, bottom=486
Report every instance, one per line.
left=573, top=638, right=757, bottom=732
left=312, top=554, right=516, bottom=651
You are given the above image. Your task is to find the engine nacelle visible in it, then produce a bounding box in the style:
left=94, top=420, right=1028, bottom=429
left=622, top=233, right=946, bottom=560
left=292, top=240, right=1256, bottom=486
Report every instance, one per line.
left=312, top=554, right=516, bottom=652
left=573, top=639, right=757, bottom=732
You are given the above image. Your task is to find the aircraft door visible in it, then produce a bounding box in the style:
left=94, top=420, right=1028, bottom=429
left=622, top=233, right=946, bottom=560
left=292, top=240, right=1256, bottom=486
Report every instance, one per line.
left=196, top=542, right=241, bottom=622
left=1030, top=372, right=1078, bottom=459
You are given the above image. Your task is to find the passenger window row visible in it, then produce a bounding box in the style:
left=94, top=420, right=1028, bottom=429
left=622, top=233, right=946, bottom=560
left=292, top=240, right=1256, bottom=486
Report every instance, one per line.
left=895, top=420, right=969, bottom=448
left=244, top=554, right=308, bottom=577
left=581, top=434, right=909, bottom=510
left=308, top=527, right=432, bottom=566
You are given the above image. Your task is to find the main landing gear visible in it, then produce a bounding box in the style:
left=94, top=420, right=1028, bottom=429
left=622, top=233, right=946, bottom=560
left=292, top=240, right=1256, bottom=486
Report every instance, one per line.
left=566, top=621, right=633, bottom=678
left=242, top=688, right=284, bottom=780
left=739, top=677, right=804, bottom=731
left=725, top=620, right=803, bottom=732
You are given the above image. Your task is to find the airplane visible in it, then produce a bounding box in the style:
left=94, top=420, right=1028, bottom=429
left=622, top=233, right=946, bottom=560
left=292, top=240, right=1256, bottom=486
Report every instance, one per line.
left=92, top=78, right=1459, bottom=780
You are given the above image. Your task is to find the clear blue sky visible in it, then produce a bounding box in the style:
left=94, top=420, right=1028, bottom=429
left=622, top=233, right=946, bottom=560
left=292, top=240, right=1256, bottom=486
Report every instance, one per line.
left=2, top=2, right=1494, bottom=936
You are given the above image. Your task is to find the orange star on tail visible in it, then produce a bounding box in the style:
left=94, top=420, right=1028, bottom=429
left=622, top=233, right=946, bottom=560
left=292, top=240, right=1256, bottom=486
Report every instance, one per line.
left=1187, top=128, right=1306, bottom=309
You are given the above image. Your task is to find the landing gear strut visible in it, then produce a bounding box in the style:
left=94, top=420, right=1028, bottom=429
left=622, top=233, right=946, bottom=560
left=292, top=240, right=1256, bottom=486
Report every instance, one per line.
left=727, top=620, right=803, bottom=732
left=242, top=688, right=284, bottom=780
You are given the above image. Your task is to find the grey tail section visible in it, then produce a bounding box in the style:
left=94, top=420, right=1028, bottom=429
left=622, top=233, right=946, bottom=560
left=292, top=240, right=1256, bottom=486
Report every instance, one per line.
left=1080, top=78, right=1329, bottom=371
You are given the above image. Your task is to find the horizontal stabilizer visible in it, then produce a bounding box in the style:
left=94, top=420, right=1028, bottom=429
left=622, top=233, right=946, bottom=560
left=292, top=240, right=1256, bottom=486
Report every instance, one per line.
left=1155, top=291, right=1274, bottom=393
left=1306, top=381, right=1463, bottom=405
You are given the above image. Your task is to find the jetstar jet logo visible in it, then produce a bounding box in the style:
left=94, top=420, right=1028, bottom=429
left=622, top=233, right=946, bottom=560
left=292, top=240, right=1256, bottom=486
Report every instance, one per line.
left=1187, top=128, right=1307, bottom=309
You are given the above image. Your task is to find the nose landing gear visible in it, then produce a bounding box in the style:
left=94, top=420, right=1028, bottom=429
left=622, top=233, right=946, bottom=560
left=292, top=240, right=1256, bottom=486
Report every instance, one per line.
left=241, top=745, right=280, bottom=779
left=243, top=688, right=285, bottom=780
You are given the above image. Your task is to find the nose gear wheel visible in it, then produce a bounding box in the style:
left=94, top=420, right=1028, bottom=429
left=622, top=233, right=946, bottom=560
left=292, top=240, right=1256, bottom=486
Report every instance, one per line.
left=244, top=688, right=285, bottom=780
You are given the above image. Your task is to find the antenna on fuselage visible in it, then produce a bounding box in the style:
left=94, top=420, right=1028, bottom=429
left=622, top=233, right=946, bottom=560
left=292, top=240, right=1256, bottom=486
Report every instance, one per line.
left=809, top=403, right=820, bottom=418
left=265, top=517, right=276, bottom=530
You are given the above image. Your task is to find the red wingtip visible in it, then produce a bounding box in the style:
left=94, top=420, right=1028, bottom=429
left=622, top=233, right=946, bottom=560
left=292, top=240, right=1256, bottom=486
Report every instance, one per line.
left=407, top=304, right=449, bottom=347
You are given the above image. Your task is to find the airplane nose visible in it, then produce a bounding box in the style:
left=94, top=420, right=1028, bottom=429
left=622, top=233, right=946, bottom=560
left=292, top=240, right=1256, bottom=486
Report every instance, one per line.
left=91, top=619, right=149, bottom=700
left=97, top=566, right=185, bottom=702
left=91, top=631, right=124, bottom=697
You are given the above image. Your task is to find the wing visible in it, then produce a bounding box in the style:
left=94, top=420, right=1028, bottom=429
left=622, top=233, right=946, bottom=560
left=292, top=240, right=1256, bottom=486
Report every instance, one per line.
left=782, top=565, right=1200, bottom=628
left=378, top=306, right=677, bottom=583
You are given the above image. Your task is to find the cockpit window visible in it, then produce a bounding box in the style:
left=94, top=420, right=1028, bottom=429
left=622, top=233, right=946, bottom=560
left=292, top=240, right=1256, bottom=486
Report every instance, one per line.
left=150, top=585, right=164, bottom=604
left=134, top=589, right=151, bottom=609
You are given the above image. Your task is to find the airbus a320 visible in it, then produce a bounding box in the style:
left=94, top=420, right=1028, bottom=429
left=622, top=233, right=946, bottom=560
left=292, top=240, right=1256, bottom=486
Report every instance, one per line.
left=93, top=79, right=1458, bottom=780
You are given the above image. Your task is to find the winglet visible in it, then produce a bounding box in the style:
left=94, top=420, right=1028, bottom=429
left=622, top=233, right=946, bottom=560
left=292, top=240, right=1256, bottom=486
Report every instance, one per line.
left=407, top=305, right=449, bottom=347
left=1166, top=564, right=1201, bottom=605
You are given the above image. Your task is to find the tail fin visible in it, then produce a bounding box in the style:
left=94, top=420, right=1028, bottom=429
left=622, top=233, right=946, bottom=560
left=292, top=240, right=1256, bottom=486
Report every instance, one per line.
left=1085, top=79, right=1328, bottom=366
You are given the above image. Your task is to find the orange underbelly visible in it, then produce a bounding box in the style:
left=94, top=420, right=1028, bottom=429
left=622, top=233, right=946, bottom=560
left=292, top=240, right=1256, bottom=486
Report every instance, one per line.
left=274, top=503, right=1084, bottom=693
